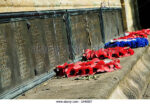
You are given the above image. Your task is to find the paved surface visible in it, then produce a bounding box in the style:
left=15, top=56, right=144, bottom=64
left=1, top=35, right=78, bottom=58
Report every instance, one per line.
left=17, top=47, right=147, bottom=99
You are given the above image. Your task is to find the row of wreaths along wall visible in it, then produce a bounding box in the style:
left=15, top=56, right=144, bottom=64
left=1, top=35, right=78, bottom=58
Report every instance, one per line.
left=0, top=7, right=124, bottom=95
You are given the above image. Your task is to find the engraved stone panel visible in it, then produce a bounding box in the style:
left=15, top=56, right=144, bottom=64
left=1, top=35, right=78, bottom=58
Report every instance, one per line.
left=42, top=18, right=59, bottom=68
left=102, top=10, right=121, bottom=42
left=70, top=15, right=90, bottom=58
left=115, top=11, right=124, bottom=35
left=0, top=24, right=12, bottom=89
left=87, top=12, right=103, bottom=50
left=11, top=21, right=34, bottom=80
left=29, top=19, right=50, bottom=74
left=53, top=17, right=70, bottom=64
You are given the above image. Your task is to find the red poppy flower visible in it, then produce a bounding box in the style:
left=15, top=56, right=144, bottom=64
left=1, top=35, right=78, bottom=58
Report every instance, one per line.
left=83, top=49, right=96, bottom=60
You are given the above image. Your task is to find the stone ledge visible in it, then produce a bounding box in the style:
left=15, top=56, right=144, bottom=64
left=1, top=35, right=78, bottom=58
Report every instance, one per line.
left=109, top=44, right=150, bottom=99
left=17, top=45, right=148, bottom=99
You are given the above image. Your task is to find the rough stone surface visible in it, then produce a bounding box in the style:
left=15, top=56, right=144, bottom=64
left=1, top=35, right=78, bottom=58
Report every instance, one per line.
left=0, top=0, right=121, bottom=13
